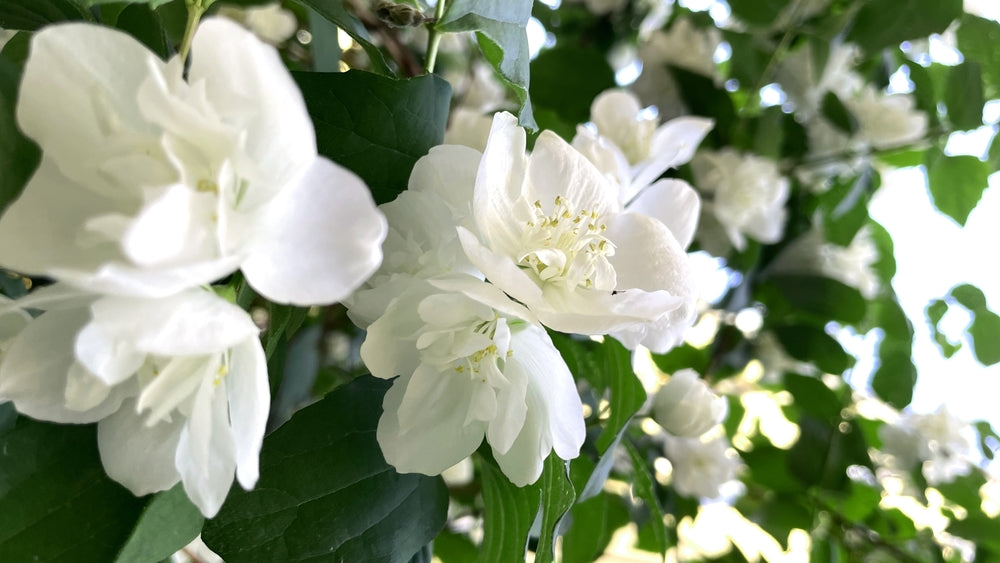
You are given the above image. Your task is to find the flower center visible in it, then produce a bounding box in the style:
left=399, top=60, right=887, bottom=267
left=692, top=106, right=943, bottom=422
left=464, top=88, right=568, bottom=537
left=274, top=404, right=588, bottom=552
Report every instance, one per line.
left=519, top=195, right=616, bottom=291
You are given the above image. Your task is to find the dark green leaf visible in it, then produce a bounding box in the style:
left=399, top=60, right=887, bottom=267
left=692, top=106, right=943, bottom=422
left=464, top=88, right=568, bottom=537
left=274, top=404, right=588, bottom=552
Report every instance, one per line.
left=788, top=416, right=870, bottom=491
left=529, top=46, right=615, bottom=125
left=561, top=492, right=630, bottom=563
left=291, top=0, right=391, bottom=75
left=293, top=70, right=452, bottom=205
left=727, top=0, right=789, bottom=27
left=433, top=531, right=479, bottom=563
left=944, top=61, right=985, bottom=131
left=0, top=52, right=40, bottom=215
left=870, top=297, right=916, bottom=408
left=202, top=376, right=449, bottom=563
left=115, top=4, right=169, bottom=59
left=750, top=495, right=813, bottom=548
left=0, top=0, right=90, bottom=30
left=846, top=0, right=962, bottom=53
left=925, top=147, right=989, bottom=227
left=535, top=455, right=576, bottom=563
left=0, top=402, right=15, bottom=432
left=821, top=92, right=859, bottom=135
left=672, top=66, right=736, bottom=146
left=867, top=221, right=896, bottom=284
left=625, top=442, right=668, bottom=558
left=958, top=15, right=1000, bottom=99
left=818, top=481, right=882, bottom=522
left=0, top=419, right=147, bottom=562
left=740, top=443, right=806, bottom=494
left=651, top=343, right=710, bottom=375
left=759, top=275, right=867, bottom=325
left=595, top=338, right=646, bottom=453
left=723, top=31, right=771, bottom=89
left=477, top=454, right=536, bottom=563
left=773, top=325, right=853, bottom=374
left=785, top=373, right=843, bottom=426
left=113, top=483, right=203, bottom=563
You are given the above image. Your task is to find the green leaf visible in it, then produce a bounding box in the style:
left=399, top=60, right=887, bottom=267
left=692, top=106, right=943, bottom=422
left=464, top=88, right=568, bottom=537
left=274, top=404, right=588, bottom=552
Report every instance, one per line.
left=785, top=373, right=843, bottom=426
left=820, top=169, right=873, bottom=247
left=625, top=442, right=668, bottom=558
left=202, top=376, right=449, bottom=563
left=291, top=0, right=392, bottom=75
left=788, top=416, right=870, bottom=491
left=740, top=443, right=806, bottom=494
left=944, top=61, right=985, bottom=131
left=0, top=419, right=147, bottom=562
left=722, top=31, right=771, bottom=89
left=867, top=221, right=897, bottom=284
left=650, top=343, right=710, bottom=375
left=293, top=70, right=452, bottom=205
left=870, top=297, right=917, bottom=408
left=114, top=4, right=169, bottom=59
left=727, top=0, right=789, bottom=27
left=477, top=454, right=536, bottom=563
left=926, top=299, right=962, bottom=358
left=821, top=92, right=859, bottom=135
left=0, top=0, right=90, bottom=30
left=968, top=309, right=1000, bottom=366
left=0, top=51, right=40, bottom=215
left=958, top=15, right=1000, bottom=99
left=975, top=421, right=999, bottom=460
left=758, top=275, right=867, bottom=326
left=925, top=150, right=990, bottom=226
left=113, top=483, right=203, bottom=563
left=535, top=455, right=577, bottom=563
left=307, top=6, right=342, bottom=73
left=773, top=325, right=852, bottom=375
left=595, top=338, right=646, bottom=453
left=438, top=0, right=534, bottom=128
left=433, top=531, right=479, bottom=563
left=561, top=492, right=630, bottom=563
left=846, top=0, right=962, bottom=53
left=530, top=46, right=615, bottom=125
left=749, top=495, right=813, bottom=549
left=671, top=66, right=736, bottom=146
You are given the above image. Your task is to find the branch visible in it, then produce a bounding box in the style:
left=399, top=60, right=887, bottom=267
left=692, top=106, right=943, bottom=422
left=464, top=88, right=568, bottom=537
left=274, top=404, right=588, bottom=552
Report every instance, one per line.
left=345, top=0, right=424, bottom=77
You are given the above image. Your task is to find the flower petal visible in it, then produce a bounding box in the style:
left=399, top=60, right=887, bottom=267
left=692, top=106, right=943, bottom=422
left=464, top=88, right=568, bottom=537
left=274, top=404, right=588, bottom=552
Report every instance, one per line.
left=626, top=179, right=701, bottom=249
left=240, top=157, right=387, bottom=306
left=97, top=399, right=183, bottom=496
left=527, top=130, right=620, bottom=216
left=176, top=377, right=237, bottom=517
left=457, top=226, right=544, bottom=307
left=409, top=144, right=482, bottom=222
left=226, top=338, right=269, bottom=490
left=473, top=112, right=529, bottom=253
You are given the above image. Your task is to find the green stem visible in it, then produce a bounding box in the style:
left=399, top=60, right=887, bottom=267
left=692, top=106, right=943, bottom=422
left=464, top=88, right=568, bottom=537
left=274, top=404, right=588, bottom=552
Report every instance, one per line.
left=179, top=0, right=215, bottom=63
left=424, top=0, right=447, bottom=74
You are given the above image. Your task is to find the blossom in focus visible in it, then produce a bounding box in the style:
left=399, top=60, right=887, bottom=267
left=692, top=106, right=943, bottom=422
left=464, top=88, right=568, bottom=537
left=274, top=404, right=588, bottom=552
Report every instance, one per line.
left=217, top=2, right=298, bottom=45
left=362, top=277, right=585, bottom=486
left=769, top=227, right=881, bottom=299
left=652, top=368, right=727, bottom=437
left=878, top=406, right=978, bottom=485
left=0, top=20, right=386, bottom=306
left=663, top=433, right=742, bottom=499
left=0, top=287, right=268, bottom=517
left=458, top=112, right=697, bottom=343
left=692, top=149, right=790, bottom=252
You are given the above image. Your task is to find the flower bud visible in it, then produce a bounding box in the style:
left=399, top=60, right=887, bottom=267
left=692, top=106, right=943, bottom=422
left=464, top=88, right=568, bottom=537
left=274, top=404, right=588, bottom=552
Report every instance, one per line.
left=652, top=369, right=727, bottom=437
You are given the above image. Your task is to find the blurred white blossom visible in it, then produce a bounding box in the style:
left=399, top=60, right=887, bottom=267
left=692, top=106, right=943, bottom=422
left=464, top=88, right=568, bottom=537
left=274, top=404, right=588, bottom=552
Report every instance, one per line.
left=879, top=406, right=979, bottom=485
left=769, top=227, right=881, bottom=299
left=0, top=19, right=386, bottom=306
left=218, top=2, right=298, bottom=45
left=633, top=18, right=721, bottom=120
left=663, top=433, right=742, bottom=498
left=652, top=368, right=727, bottom=437
left=444, top=107, right=494, bottom=153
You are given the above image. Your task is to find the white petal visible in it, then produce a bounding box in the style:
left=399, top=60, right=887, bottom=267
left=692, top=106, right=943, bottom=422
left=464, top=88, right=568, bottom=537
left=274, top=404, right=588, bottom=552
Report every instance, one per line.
left=537, top=286, right=683, bottom=335
left=74, top=321, right=145, bottom=386
left=377, top=373, right=487, bottom=476
left=630, top=116, right=714, bottom=192
left=240, top=157, right=387, bottom=306
left=360, top=282, right=436, bottom=379
left=0, top=308, right=131, bottom=423
left=626, top=179, right=701, bottom=249
left=570, top=126, right=632, bottom=189
left=409, top=144, right=482, bottom=221
left=176, top=377, right=237, bottom=517
left=97, top=399, right=183, bottom=496
left=121, top=184, right=197, bottom=267
left=527, top=131, right=620, bottom=216
left=17, top=23, right=159, bottom=172
left=457, top=227, right=544, bottom=306
left=473, top=112, right=529, bottom=253
left=606, top=212, right=693, bottom=294
left=226, top=338, right=269, bottom=490
left=189, top=17, right=316, bottom=208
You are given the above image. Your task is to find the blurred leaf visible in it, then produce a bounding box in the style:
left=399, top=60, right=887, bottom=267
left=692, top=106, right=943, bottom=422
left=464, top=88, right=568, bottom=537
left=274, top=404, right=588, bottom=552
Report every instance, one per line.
left=530, top=46, right=615, bottom=125
left=113, top=484, right=203, bottom=563
left=788, top=416, right=870, bottom=491
left=821, top=92, right=859, bottom=135
left=867, top=220, right=897, bottom=284
left=561, top=492, right=630, bottom=563
left=925, top=149, right=989, bottom=226
left=307, top=7, right=342, bottom=73
left=950, top=284, right=1000, bottom=366
left=0, top=52, right=40, bottom=215
left=870, top=297, right=917, bottom=408
left=906, top=62, right=940, bottom=127
left=820, top=169, right=873, bottom=247
left=0, top=419, right=147, bottom=562
left=750, top=495, right=813, bottom=549
left=759, top=275, right=867, bottom=326
left=944, top=61, right=985, bottom=131
left=785, top=373, right=843, bottom=426
left=671, top=66, right=736, bottom=146
left=723, top=30, right=771, bottom=88
left=727, top=0, right=789, bottom=27
left=740, top=443, right=806, bottom=494
left=818, top=481, right=882, bottom=522
left=438, top=0, right=535, bottom=128
left=958, top=15, right=1000, bottom=99
left=202, top=377, right=449, bottom=563
left=625, top=442, right=668, bottom=559
left=293, top=0, right=391, bottom=75
left=114, top=4, right=169, bottom=58
left=926, top=298, right=962, bottom=358
left=846, top=0, right=962, bottom=53
left=0, top=0, right=90, bottom=30
left=651, top=343, right=710, bottom=375
left=773, top=325, right=852, bottom=374
left=293, top=70, right=451, bottom=205
left=975, top=421, right=999, bottom=460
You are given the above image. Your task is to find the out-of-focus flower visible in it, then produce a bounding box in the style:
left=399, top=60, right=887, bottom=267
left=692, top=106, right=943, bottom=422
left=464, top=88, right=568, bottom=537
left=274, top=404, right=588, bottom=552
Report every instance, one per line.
left=0, top=295, right=29, bottom=359
left=362, top=277, right=585, bottom=486
left=458, top=112, right=697, bottom=345
left=776, top=43, right=860, bottom=120
left=652, top=368, right=727, bottom=437
left=692, top=149, right=790, bottom=252
left=633, top=18, right=721, bottom=120
left=845, top=85, right=928, bottom=149
left=769, top=227, right=881, bottom=299
left=0, top=287, right=268, bottom=517
left=0, top=20, right=386, bottom=306
left=444, top=108, right=494, bottom=153
left=564, top=0, right=628, bottom=16
left=664, top=433, right=742, bottom=498
left=878, top=406, right=979, bottom=485
left=217, top=2, right=298, bottom=45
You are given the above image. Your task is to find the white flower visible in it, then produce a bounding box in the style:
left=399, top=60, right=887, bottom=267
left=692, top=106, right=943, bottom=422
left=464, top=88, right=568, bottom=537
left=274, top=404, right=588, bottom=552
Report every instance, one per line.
left=663, top=433, right=741, bottom=499
left=0, top=20, right=386, bottom=305
left=459, top=62, right=508, bottom=113
left=692, top=149, right=790, bottom=251
left=769, top=227, right=881, bottom=299
left=845, top=85, right=928, bottom=149
left=362, top=276, right=585, bottom=486
left=776, top=43, right=861, bottom=120
left=218, top=2, right=298, bottom=45
left=0, top=295, right=30, bottom=359
left=444, top=108, right=494, bottom=153
left=632, top=18, right=721, bottom=120
left=0, top=286, right=268, bottom=517
left=652, top=369, right=727, bottom=437
left=878, top=406, right=978, bottom=485
left=458, top=112, right=697, bottom=342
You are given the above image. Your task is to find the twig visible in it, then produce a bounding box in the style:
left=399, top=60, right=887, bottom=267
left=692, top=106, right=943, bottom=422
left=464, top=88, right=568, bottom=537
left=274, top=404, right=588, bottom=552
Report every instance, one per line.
left=345, top=0, right=424, bottom=77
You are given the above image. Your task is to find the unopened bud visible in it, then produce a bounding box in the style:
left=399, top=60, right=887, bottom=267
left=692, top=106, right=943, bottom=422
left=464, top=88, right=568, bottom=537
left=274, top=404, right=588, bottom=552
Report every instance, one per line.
left=651, top=368, right=727, bottom=437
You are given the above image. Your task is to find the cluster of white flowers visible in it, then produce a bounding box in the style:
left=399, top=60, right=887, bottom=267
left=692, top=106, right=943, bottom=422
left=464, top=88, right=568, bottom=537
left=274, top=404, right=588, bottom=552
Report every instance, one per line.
left=348, top=103, right=708, bottom=485
left=879, top=406, right=979, bottom=485
left=0, top=20, right=386, bottom=516
left=770, top=226, right=881, bottom=299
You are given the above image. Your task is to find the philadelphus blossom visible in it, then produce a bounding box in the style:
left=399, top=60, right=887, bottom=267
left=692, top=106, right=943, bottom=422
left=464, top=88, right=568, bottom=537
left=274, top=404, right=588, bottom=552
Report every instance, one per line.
left=652, top=369, right=727, bottom=437
left=691, top=149, right=790, bottom=252
left=218, top=2, right=299, bottom=45
left=769, top=227, right=880, bottom=299
left=633, top=18, right=721, bottom=120
left=0, top=19, right=386, bottom=305
left=663, top=433, right=742, bottom=499
left=0, top=287, right=267, bottom=517
left=878, top=407, right=978, bottom=485
left=458, top=112, right=698, bottom=346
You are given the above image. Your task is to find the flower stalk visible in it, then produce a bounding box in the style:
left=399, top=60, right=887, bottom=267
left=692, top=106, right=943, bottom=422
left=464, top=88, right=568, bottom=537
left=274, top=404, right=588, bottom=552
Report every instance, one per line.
left=179, top=0, right=215, bottom=63
left=424, top=0, right=447, bottom=73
